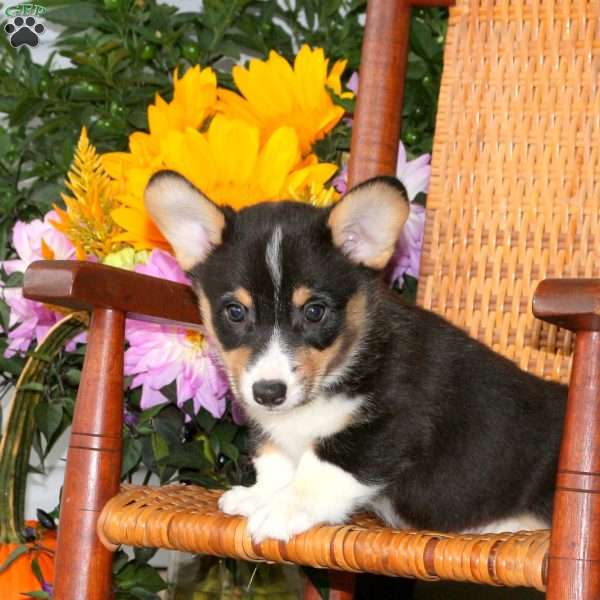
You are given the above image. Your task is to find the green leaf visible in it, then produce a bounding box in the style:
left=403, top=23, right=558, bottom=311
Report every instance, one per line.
left=65, top=368, right=81, bottom=386
left=34, top=402, right=63, bottom=443
left=115, top=562, right=166, bottom=593
left=0, top=298, right=11, bottom=333
left=113, top=550, right=130, bottom=575
left=21, top=593, right=49, bottom=599
left=19, top=382, right=46, bottom=393
left=196, top=407, right=216, bottom=433
left=30, top=557, right=44, bottom=585
left=10, top=98, right=46, bottom=126
left=410, top=17, right=436, bottom=60
left=156, top=441, right=210, bottom=470
left=4, top=271, right=24, bottom=287
left=150, top=432, right=169, bottom=464
left=158, top=381, right=177, bottom=404
left=0, top=128, right=10, bottom=159
left=137, top=402, right=168, bottom=426
left=133, top=547, right=157, bottom=564
left=213, top=422, right=237, bottom=444
left=220, top=441, right=239, bottom=463
left=45, top=3, right=99, bottom=27
left=121, top=435, right=143, bottom=477
left=0, top=544, right=28, bottom=573
left=0, top=354, right=25, bottom=376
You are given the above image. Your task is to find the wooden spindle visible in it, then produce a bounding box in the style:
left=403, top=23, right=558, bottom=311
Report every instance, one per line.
left=52, top=308, right=125, bottom=600
left=546, top=330, right=600, bottom=600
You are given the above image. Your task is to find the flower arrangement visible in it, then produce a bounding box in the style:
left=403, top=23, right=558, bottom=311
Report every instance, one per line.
left=0, top=1, right=446, bottom=596
left=2, top=45, right=431, bottom=423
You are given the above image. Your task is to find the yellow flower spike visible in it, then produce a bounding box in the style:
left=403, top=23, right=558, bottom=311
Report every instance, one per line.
left=218, top=45, right=351, bottom=156
left=50, top=127, right=126, bottom=259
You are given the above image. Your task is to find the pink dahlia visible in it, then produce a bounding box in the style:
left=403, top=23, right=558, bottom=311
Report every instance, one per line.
left=125, top=250, right=230, bottom=418
left=387, top=143, right=431, bottom=284
left=2, top=211, right=75, bottom=275
left=1, top=212, right=81, bottom=357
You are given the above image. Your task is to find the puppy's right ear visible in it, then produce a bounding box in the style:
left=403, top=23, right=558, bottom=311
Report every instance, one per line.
left=145, top=171, right=226, bottom=270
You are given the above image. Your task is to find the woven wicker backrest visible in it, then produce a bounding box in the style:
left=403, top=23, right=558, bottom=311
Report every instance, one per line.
left=417, top=0, right=600, bottom=384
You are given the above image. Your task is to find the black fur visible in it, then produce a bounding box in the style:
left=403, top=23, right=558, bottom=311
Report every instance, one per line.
left=187, top=180, right=566, bottom=532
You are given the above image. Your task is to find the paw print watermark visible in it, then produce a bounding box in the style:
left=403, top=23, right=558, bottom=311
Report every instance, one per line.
left=4, top=4, right=47, bottom=49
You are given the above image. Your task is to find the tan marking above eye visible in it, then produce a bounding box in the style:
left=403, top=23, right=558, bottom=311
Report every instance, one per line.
left=232, top=287, right=253, bottom=308
left=292, top=286, right=313, bottom=308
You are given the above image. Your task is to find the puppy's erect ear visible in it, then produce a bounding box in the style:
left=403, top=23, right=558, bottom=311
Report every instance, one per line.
left=328, top=176, right=409, bottom=269
left=145, top=170, right=226, bottom=270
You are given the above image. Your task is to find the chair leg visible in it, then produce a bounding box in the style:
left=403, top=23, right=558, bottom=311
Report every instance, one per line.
left=546, top=331, right=600, bottom=599
left=303, top=570, right=355, bottom=600
left=53, top=308, right=125, bottom=600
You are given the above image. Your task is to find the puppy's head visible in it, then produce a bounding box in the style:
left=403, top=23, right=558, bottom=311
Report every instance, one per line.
left=145, top=171, right=408, bottom=415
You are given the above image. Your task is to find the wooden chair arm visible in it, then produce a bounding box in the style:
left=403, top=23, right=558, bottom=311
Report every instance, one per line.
left=533, top=278, right=600, bottom=332
left=23, top=259, right=202, bottom=329
left=532, top=277, right=600, bottom=598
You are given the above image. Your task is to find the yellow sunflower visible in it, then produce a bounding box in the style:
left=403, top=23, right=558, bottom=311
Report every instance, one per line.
left=149, top=64, right=217, bottom=136
left=108, top=114, right=338, bottom=249
left=218, top=45, right=352, bottom=156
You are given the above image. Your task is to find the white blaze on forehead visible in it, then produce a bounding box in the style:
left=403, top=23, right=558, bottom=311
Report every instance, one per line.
left=265, top=226, right=283, bottom=300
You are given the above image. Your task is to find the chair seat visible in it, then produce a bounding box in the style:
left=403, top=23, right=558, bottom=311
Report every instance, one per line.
left=98, top=484, right=549, bottom=591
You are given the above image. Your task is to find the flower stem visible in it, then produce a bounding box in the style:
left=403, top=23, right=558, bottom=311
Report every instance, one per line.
left=0, top=312, right=87, bottom=543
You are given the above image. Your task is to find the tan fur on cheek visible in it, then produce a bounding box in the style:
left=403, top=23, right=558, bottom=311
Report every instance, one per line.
left=294, top=290, right=368, bottom=388
left=198, top=292, right=219, bottom=345
left=221, top=347, right=252, bottom=391
left=197, top=290, right=251, bottom=395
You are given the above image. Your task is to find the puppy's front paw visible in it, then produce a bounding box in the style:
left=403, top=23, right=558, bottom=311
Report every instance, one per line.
left=246, top=489, right=319, bottom=542
left=218, top=485, right=272, bottom=517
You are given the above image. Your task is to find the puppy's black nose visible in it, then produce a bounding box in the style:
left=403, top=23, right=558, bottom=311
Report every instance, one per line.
left=252, top=380, right=287, bottom=406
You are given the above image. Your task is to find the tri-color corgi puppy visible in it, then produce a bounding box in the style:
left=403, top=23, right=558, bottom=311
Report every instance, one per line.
left=145, top=170, right=567, bottom=543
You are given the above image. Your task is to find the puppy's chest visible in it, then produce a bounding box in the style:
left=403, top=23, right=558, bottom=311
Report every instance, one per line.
left=253, top=393, right=365, bottom=461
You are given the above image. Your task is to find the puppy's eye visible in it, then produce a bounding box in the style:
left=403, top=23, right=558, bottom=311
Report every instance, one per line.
left=304, top=302, right=326, bottom=323
left=225, top=302, right=246, bottom=323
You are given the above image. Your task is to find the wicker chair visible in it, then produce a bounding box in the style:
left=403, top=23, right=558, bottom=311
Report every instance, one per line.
left=22, top=0, right=600, bottom=598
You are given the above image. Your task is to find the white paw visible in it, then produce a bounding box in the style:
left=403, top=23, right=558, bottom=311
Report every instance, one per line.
left=218, top=485, right=273, bottom=517
left=246, top=489, right=320, bottom=542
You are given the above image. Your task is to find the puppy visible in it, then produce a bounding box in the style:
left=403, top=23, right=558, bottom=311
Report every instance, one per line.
left=145, top=171, right=566, bottom=542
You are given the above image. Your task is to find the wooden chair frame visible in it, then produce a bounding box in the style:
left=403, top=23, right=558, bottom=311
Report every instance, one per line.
left=22, top=1, right=600, bottom=598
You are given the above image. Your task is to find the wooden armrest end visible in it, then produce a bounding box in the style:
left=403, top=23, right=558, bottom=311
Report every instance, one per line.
left=23, top=260, right=202, bottom=329
left=533, top=279, right=600, bottom=331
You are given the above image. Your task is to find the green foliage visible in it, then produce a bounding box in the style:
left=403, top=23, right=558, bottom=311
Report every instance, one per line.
left=402, top=7, right=448, bottom=155
left=113, top=549, right=166, bottom=599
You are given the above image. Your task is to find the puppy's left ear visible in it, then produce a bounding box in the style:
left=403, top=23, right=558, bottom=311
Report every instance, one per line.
left=145, top=170, right=226, bottom=270
left=328, top=176, right=409, bottom=269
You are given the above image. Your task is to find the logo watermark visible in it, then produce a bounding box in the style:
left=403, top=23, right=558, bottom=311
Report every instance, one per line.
left=4, top=4, right=46, bottom=48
